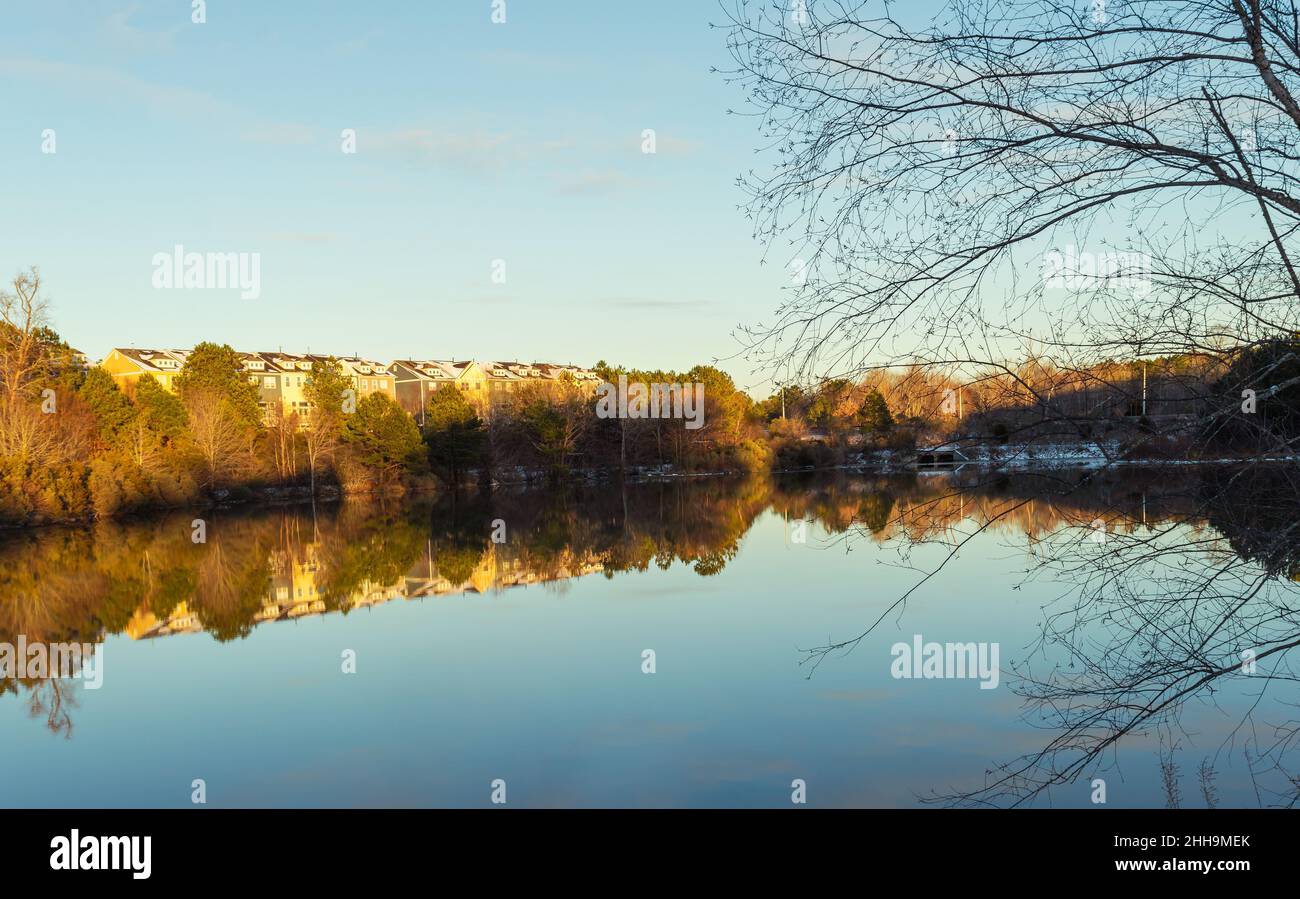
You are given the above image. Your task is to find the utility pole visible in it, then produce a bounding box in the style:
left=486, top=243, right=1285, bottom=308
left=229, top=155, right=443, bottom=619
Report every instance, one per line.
left=1141, top=360, right=1148, bottom=416
left=1136, top=338, right=1147, bottom=417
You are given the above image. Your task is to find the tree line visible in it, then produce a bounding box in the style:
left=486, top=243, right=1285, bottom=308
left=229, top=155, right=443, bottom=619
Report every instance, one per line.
left=0, top=268, right=773, bottom=525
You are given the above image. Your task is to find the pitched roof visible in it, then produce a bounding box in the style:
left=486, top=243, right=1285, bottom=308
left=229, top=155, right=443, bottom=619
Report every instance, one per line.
left=110, top=348, right=190, bottom=371
left=392, top=360, right=464, bottom=381
left=483, top=362, right=526, bottom=380
left=305, top=354, right=391, bottom=375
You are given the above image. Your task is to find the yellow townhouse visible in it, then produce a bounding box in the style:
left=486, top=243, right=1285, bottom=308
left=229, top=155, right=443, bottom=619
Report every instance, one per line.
left=101, top=348, right=191, bottom=395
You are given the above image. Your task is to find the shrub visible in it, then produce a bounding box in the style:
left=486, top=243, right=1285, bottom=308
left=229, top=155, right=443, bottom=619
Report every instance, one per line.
left=733, top=438, right=771, bottom=472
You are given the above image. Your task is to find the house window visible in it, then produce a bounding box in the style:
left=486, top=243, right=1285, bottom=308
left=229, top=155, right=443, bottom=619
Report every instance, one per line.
left=263, top=376, right=275, bottom=389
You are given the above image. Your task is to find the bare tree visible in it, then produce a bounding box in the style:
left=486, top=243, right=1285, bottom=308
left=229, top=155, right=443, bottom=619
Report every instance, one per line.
left=723, top=0, right=1300, bottom=387
left=123, top=413, right=163, bottom=471
left=184, top=388, right=253, bottom=489
left=268, top=408, right=300, bottom=483
left=0, top=267, right=61, bottom=462
left=302, top=359, right=349, bottom=495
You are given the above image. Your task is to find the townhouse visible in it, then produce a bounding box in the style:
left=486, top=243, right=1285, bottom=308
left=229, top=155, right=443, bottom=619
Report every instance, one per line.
left=242, top=351, right=312, bottom=421
left=391, top=358, right=515, bottom=421
left=499, top=360, right=602, bottom=391
left=101, top=347, right=191, bottom=394
left=392, top=358, right=601, bottom=422
left=309, top=354, right=396, bottom=404
left=241, top=352, right=395, bottom=422
left=390, top=359, right=463, bottom=425
left=102, top=347, right=598, bottom=425
left=103, top=347, right=397, bottom=422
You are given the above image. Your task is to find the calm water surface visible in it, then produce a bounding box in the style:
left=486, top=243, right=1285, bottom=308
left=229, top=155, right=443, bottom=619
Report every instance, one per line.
left=3, top=468, right=1297, bottom=807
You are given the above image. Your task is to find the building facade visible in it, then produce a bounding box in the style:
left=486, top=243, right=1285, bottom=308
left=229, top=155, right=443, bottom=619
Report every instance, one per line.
left=102, top=349, right=597, bottom=426
left=101, top=348, right=191, bottom=394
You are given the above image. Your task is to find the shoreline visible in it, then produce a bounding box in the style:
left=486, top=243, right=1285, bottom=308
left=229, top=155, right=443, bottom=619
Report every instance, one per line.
left=5, top=449, right=1291, bottom=533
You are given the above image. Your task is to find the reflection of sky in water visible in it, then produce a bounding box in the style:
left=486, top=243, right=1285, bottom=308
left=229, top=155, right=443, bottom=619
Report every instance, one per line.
left=0, top=480, right=1291, bottom=808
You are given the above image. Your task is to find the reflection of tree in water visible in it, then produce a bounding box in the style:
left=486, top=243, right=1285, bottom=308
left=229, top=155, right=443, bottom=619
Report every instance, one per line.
left=313, top=503, right=430, bottom=611
left=857, top=491, right=895, bottom=535
left=11, top=466, right=1295, bottom=772
left=425, top=493, right=492, bottom=587
left=0, top=672, right=78, bottom=737
left=191, top=528, right=276, bottom=642
left=805, top=465, right=1300, bottom=807
left=1203, top=466, right=1300, bottom=580
left=1015, top=466, right=1300, bottom=809
left=0, top=473, right=943, bottom=734
left=0, top=527, right=122, bottom=736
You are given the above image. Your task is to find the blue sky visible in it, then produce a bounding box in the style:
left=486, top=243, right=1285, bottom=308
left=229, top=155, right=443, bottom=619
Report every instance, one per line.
left=0, top=1, right=790, bottom=392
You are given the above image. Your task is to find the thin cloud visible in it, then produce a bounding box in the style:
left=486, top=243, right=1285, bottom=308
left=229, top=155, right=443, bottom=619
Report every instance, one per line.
left=365, top=127, right=593, bottom=175
left=0, top=57, right=234, bottom=118
left=2, top=55, right=311, bottom=144
left=102, top=6, right=181, bottom=54
left=602, top=297, right=719, bottom=309
left=554, top=170, right=641, bottom=197
left=367, top=128, right=519, bottom=173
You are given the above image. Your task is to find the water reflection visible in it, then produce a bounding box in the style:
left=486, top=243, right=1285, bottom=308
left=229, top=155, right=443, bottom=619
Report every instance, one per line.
left=798, top=465, right=1300, bottom=807
left=2, top=467, right=1297, bottom=806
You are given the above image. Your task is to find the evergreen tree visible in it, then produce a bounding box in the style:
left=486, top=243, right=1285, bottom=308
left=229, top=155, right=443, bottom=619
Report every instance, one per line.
left=134, top=375, right=188, bottom=443
left=77, top=367, right=136, bottom=445
left=174, top=342, right=261, bottom=432
left=857, top=389, right=893, bottom=434
left=423, top=386, right=485, bottom=485
left=342, top=392, right=425, bottom=481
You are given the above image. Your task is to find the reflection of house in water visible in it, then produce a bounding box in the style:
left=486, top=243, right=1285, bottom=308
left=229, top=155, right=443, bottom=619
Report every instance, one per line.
left=126, top=603, right=202, bottom=639
left=125, top=543, right=606, bottom=640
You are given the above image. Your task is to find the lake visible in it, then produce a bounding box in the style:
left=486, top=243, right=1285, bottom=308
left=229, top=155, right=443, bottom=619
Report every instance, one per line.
left=3, top=466, right=1298, bottom=808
